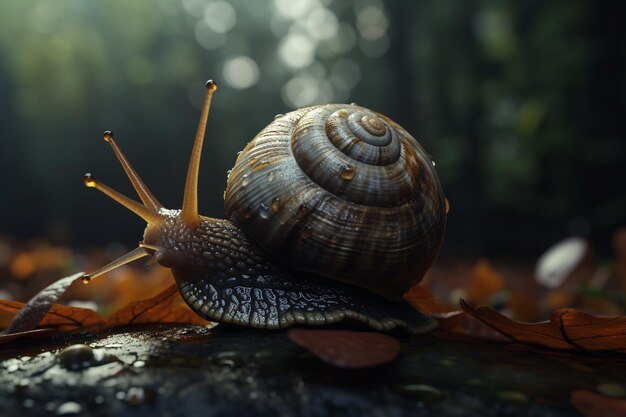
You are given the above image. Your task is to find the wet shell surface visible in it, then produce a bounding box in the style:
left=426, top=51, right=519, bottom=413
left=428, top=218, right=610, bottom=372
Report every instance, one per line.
left=224, top=104, right=446, bottom=298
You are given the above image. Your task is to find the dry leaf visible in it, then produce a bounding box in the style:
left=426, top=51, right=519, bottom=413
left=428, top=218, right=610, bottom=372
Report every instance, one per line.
left=0, top=279, right=209, bottom=346
left=558, top=310, right=626, bottom=351
left=5, top=272, right=86, bottom=334
left=466, top=259, right=504, bottom=304
left=103, top=284, right=210, bottom=328
left=571, top=390, right=626, bottom=417
left=0, top=300, right=104, bottom=329
left=460, top=300, right=570, bottom=349
left=287, top=328, right=401, bottom=369
left=0, top=298, right=105, bottom=345
left=433, top=311, right=511, bottom=341
left=461, top=300, right=626, bottom=352
left=403, top=284, right=452, bottom=314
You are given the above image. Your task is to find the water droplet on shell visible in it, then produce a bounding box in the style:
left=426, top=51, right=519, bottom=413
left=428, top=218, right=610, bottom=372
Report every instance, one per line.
left=340, top=165, right=356, bottom=181
left=241, top=205, right=253, bottom=220
left=259, top=204, right=271, bottom=219
left=241, top=174, right=250, bottom=187
left=267, top=171, right=275, bottom=182
left=301, top=225, right=312, bottom=240
left=271, top=197, right=281, bottom=212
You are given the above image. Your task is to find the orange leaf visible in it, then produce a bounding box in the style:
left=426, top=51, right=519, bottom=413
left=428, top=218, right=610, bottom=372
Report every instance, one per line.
left=461, top=300, right=574, bottom=349
left=103, top=284, right=210, bottom=328
left=403, top=284, right=452, bottom=314
left=433, top=310, right=511, bottom=341
left=288, top=328, right=401, bottom=369
left=466, top=258, right=504, bottom=304
left=461, top=300, right=626, bottom=352
left=4, top=272, right=102, bottom=333
left=0, top=299, right=104, bottom=346
left=0, top=300, right=104, bottom=329
left=571, top=390, right=626, bottom=417
left=558, top=310, right=626, bottom=351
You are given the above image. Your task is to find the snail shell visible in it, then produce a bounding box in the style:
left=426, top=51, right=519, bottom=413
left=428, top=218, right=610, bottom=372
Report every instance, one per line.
left=224, top=104, right=446, bottom=299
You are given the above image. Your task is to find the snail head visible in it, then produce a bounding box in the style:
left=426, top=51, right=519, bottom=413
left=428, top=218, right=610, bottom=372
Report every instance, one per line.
left=81, top=80, right=218, bottom=282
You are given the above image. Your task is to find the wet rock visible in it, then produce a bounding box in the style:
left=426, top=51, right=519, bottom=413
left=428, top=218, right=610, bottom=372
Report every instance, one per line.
left=0, top=324, right=622, bottom=417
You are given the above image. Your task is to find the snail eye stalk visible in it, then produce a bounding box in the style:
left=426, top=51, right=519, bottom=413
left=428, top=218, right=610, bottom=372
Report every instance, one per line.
left=81, top=246, right=150, bottom=283
left=83, top=173, right=164, bottom=225
left=181, top=80, right=218, bottom=228
left=102, top=131, right=162, bottom=210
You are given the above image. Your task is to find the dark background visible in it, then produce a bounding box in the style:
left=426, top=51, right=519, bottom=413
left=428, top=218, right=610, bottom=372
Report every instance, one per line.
left=0, top=0, right=624, bottom=260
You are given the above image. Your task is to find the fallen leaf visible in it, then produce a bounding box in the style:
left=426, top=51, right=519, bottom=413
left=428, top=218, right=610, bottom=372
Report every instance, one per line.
left=4, top=272, right=86, bottom=334
left=403, top=284, right=452, bottom=314
left=433, top=311, right=511, bottom=341
left=287, top=328, right=401, bottom=369
left=461, top=300, right=626, bottom=352
left=460, top=300, right=570, bottom=349
left=466, top=259, right=504, bottom=304
left=0, top=300, right=104, bottom=329
left=429, top=311, right=464, bottom=330
left=558, top=310, right=626, bottom=351
left=571, top=390, right=626, bottom=417
left=103, top=284, right=210, bottom=328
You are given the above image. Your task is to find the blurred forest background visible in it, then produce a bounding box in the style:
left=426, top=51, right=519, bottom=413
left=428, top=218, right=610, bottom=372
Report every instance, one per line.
left=0, top=0, right=624, bottom=264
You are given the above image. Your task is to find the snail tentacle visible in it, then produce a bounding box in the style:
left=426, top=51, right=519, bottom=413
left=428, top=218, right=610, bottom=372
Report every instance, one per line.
left=181, top=80, right=218, bottom=228
left=103, top=131, right=163, bottom=210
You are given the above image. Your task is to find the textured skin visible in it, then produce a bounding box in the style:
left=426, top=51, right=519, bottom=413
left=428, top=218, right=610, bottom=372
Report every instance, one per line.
left=148, top=210, right=436, bottom=334
left=224, top=104, right=446, bottom=298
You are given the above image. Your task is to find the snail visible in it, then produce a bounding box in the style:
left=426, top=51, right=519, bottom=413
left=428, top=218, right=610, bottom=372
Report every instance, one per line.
left=82, top=80, right=447, bottom=334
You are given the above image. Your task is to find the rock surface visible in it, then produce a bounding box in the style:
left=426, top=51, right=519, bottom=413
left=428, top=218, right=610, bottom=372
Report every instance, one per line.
left=0, top=324, right=624, bottom=416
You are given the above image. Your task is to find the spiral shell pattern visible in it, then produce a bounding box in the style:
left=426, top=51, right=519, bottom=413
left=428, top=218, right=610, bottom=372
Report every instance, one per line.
left=224, top=104, right=446, bottom=298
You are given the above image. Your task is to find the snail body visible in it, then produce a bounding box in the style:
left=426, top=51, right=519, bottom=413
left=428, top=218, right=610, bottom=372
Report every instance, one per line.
left=84, top=81, right=446, bottom=334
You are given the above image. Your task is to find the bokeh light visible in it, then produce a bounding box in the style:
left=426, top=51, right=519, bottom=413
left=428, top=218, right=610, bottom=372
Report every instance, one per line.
left=222, top=55, right=259, bottom=89
left=0, top=0, right=621, bottom=265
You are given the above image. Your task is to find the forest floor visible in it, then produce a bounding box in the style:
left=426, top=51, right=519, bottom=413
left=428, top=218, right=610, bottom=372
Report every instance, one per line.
left=1, top=323, right=623, bottom=417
